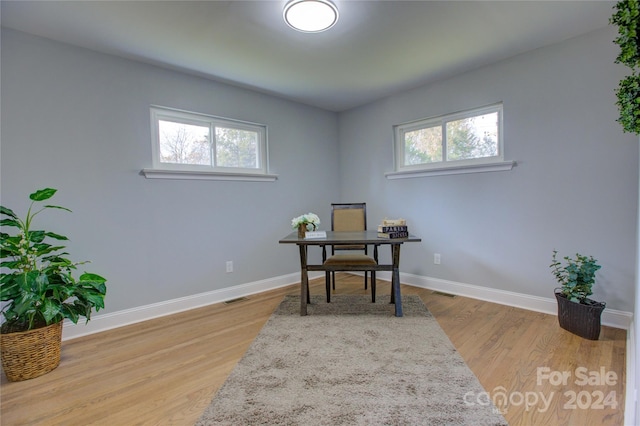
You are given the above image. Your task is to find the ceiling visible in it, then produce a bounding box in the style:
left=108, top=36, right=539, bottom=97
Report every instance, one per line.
left=1, top=1, right=616, bottom=112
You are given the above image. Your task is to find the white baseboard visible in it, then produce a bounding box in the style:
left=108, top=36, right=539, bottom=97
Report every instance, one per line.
left=62, top=272, right=322, bottom=340
left=64, top=271, right=632, bottom=341
left=396, top=272, right=633, bottom=330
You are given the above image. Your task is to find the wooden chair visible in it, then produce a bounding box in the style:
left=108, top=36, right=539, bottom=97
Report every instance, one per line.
left=322, top=203, right=379, bottom=302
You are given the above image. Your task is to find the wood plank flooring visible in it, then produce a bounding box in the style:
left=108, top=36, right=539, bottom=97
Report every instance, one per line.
left=1, top=274, right=627, bottom=425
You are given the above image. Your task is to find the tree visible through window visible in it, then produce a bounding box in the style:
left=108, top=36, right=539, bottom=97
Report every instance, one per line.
left=405, top=125, right=442, bottom=165
left=446, top=112, right=498, bottom=161
left=395, top=104, right=503, bottom=171
left=216, top=127, right=258, bottom=169
left=159, top=120, right=210, bottom=165
left=150, top=106, right=267, bottom=174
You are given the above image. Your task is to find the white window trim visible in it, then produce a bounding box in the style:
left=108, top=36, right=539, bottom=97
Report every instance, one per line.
left=385, top=160, right=516, bottom=179
left=390, top=103, right=513, bottom=179
left=141, top=168, right=277, bottom=181
left=144, top=106, right=277, bottom=181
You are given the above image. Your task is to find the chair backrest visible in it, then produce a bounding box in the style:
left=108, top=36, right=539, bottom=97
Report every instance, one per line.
left=331, top=203, right=367, bottom=232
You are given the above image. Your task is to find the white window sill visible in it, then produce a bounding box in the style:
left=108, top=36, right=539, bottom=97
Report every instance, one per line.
left=141, top=168, right=278, bottom=182
left=385, top=160, right=516, bottom=179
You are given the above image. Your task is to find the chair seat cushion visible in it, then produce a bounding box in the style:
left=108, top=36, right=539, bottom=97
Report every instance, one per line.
left=323, top=254, right=377, bottom=266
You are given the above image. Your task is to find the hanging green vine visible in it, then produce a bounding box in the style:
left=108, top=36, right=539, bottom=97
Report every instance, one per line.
left=610, top=0, right=640, bottom=134
left=615, top=73, right=640, bottom=134
left=611, top=0, right=640, bottom=68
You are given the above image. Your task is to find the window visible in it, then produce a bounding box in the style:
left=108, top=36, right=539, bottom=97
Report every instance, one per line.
left=389, top=103, right=514, bottom=178
left=143, top=106, right=276, bottom=181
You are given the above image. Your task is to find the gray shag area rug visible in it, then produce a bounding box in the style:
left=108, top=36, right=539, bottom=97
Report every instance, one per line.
left=196, top=295, right=507, bottom=425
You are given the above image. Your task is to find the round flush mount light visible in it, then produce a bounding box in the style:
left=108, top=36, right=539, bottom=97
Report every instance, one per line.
left=283, top=0, right=339, bottom=33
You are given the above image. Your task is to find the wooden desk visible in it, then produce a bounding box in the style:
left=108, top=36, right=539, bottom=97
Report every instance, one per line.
left=279, top=230, right=421, bottom=317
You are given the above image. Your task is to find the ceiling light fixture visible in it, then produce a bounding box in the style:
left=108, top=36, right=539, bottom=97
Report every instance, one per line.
left=283, top=0, right=339, bottom=33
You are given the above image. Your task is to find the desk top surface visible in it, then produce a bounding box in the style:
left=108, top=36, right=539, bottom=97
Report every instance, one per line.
left=279, top=230, right=421, bottom=245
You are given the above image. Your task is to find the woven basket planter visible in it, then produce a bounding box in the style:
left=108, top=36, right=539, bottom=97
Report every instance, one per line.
left=555, top=290, right=605, bottom=340
left=1, top=321, right=63, bottom=382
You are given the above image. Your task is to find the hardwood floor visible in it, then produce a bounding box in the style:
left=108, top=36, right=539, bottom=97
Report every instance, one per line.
left=1, top=274, right=626, bottom=425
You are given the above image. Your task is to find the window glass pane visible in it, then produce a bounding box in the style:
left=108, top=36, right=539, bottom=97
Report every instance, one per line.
left=158, top=120, right=210, bottom=165
left=446, top=112, right=498, bottom=161
left=215, top=127, right=258, bottom=168
left=151, top=106, right=269, bottom=176
left=404, top=126, right=443, bottom=165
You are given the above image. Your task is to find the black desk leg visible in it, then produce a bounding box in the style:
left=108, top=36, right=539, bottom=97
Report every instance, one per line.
left=299, top=245, right=309, bottom=316
left=391, top=244, right=403, bottom=317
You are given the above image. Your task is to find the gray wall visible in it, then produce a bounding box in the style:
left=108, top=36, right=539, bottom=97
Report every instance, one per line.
left=636, top=137, right=640, bottom=423
left=1, top=29, right=339, bottom=313
left=1, top=25, right=638, bottom=315
left=338, top=26, right=638, bottom=312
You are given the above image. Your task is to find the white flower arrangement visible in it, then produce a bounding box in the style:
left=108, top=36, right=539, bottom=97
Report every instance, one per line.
left=291, top=212, right=320, bottom=231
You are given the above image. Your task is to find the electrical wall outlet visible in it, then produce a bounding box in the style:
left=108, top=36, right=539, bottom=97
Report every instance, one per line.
left=434, top=253, right=441, bottom=265
left=226, top=261, right=233, bottom=273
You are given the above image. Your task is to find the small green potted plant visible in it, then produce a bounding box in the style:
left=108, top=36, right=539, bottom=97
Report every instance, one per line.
left=550, top=250, right=605, bottom=340
left=0, top=188, right=107, bottom=381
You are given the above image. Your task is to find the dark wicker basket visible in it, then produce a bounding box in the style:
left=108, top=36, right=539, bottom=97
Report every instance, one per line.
left=0, top=321, right=63, bottom=381
left=555, top=290, right=605, bottom=340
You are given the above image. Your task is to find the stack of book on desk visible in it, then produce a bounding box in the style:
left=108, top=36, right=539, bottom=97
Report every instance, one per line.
left=377, top=218, right=409, bottom=239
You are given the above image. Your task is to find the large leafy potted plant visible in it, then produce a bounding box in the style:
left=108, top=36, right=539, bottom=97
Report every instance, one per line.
left=0, top=188, right=107, bottom=381
left=550, top=250, right=605, bottom=340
